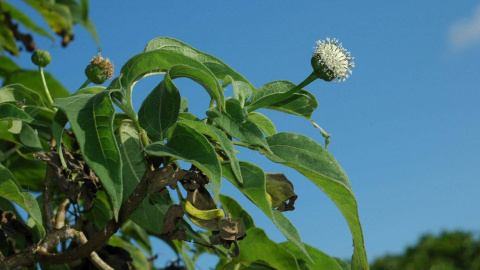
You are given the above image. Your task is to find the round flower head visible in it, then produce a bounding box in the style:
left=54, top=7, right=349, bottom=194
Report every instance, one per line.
left=311, top=38, right=354, bottom=82
left=31, top=50, right=51, bottom=68
left=85, top=54, right=114, bottom=84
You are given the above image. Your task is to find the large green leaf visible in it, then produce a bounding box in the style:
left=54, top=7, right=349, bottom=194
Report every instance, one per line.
left=280, top=242, right=344, bottom=270
left=0, top=163, right=45, bottom=238
left=180, top=119, right=242, bottom=184
left=4, top=70, right=70, bottom=107
left=1, top=1, right=54, bottom=41
left=0, top=84, right=46, bottom=112
left=54, top=91, right=123, bottom=220
left=111, top=49, right=224, bottom=113
left=207, top=98, right=270, bottom=151
left=116, top=120, right=170, bottom=234
left=222, top=162, right=311, bottom=261
left=262, top=132, right=368, bottom=270
left=227, top=228, right=300, bottom=270
left=144, top=37, right=254, bottom=90
left=246, top=81, right=318, bottom=119
left=219, top=194, right=254, bottom=230
left=138, top=80, right=180, bottom=142
left=145, top=122, right=222, bottom=201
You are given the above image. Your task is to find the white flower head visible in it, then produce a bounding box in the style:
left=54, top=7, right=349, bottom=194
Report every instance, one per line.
left=312, top=38, right=354, bottom=82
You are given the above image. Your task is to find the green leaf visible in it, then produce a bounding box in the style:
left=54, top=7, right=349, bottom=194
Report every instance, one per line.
left=262, top=132, right=368, bottom=270
left=145, top=122, right=222, bottom=201
left=334, top=258, right=352, bottom=270
left=0, top=163, right=45, bottom=239
left=247, top=81, right=318, bottom=119
left=227, top=228, right=300, bottom=270
left=2, top=150, right=45, bottom=191
left=180, top=97, right=189, bottom=112
left=83, top=190, right=112, bottom=229
left=248, top=112, right=277, bottom=136
left=173, top=240, right=195, bottom=270
left=144, top=37, right=254, bottom=90
left=0, top=120, right=43, bottom=151
left=138, top=80, right=180, bottom=141
left=223, top=75, right=253, bottom=107
left=116, top=120, right=170, bottom=234
left=54, top=91, right=123, bottom=220
left=207, top=99, right=270, bottom=151
left=121, top=220, right=152, bottom=255
left=108, top=235, right=149, bottom=270
left=3, top=70, right=70, bottom=106
left=1, top=1, right=54, bottom=41
left=0, top=84, right=46, bottom=112
left=280, top=242, right=345, bottom=270
left=219, top=194, right=255, bottom=230
left=180, top=119, right=242, bottom=183
left=222, top=162, right=311, bottom=262
left=0, top=103, right=44, bottom=126
left=8, top=120, right=22, bottom=134
left=17, top=123, right=43, bottom=151
left=0, top=56, right=20, bottom=79
left=112, top=49, right=224, bottom=113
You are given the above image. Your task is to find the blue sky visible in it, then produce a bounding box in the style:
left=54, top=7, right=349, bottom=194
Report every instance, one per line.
left=11, top=0, right=480, bottom=267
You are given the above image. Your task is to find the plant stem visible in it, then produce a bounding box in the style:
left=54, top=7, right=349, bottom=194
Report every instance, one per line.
left=246, top=72, right=317, bottom=113
left=206, top=98, right=214, bottom=125
left=78, top=78, right=91, bottom=90
left=39, top=67, right=55, bottom=110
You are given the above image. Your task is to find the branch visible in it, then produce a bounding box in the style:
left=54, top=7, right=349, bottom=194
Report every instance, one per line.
left=3, top=164, right=184, bottom=269
left=74, top=231, right=113, bottom=270
left=43, top=165, right=57, bottom=234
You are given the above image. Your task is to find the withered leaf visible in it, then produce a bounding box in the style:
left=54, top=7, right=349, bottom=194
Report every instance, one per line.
left=160, top=204, right=185, bottom=240
left=186, top=186, right=216, bottom=211
left=219, top=217, right=246, bottom=242
left=265, top=173, right=297, bottom=212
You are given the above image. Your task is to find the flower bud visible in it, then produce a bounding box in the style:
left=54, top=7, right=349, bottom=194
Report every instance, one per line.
left=311, top=38, right=354, bottom=82
left=85, top=54, right=114, bottom=84
left=31, top=50, right=51, bottom=68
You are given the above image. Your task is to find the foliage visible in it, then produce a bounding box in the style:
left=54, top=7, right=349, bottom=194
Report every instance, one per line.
left=0, top=8, right=368, bottom=268
left=371, top=231, right=480, bottom=270
left=0, top=0, right=99, bottom=55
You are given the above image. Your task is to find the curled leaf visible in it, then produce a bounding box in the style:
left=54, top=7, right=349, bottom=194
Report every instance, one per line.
left=160, top=204, right=185, bottom=240
left=266, top=173, right=297, bottom=212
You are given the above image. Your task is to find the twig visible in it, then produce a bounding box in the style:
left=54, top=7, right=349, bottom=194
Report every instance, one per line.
left=55, top=199, right=70, bottom=230
left=74, top=231, right=113, bottom=270
left=3, top=164, right=183, bottom=268
left=42, top=166, right=56, bottom=234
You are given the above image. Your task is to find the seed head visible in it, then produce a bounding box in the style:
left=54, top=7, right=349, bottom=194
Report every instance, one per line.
left=85, top=54, right=114, bottom=84
left=311, top=38, right=354, bottom=82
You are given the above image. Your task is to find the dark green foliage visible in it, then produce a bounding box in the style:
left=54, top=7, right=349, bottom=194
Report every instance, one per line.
left=371, top=231, right=480, bottom=270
